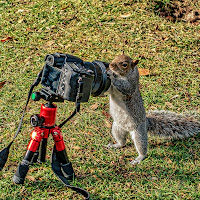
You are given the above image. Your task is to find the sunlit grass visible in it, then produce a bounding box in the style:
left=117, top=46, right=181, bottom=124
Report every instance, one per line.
left=0, top=0, right=199, bottom=199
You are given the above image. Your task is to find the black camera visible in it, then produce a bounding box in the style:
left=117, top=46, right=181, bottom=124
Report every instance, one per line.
left=34, top=53, right=110, bottom=102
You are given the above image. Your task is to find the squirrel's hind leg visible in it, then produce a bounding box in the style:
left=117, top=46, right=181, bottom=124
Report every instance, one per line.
left=107, top=121, right=128, bottom=149
left=130, top=122, right=148, bottom=164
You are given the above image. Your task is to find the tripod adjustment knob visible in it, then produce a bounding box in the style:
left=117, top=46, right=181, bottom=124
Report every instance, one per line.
left=31, top=92, right=41, bottom=101
left=30, top=114, right=44, bottom=127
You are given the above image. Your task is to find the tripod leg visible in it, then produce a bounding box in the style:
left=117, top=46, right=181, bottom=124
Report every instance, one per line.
left=30, top=146, right=39, bottom=164
left=38, top=138, right=47, bottom=163
left=52, top=127, right=75, bottom=180
left=30, top=138, right=48, bottom=164
left=13, top=128, right=43, bottom=184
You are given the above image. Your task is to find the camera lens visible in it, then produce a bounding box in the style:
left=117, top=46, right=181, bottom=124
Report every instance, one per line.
left=87, top=61, right=111, bottom=97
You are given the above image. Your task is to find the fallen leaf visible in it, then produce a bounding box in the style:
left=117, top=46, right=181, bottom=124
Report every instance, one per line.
left=62, top=4, right=70, bottom=10
left=164, top=157, right=173, bottom=164
left=149, top=105, right=158, bottom=110
left=150, top=177, right=157, bottom=180
left=44, top=40, right=54, bottom=46
left=0, top=81, right=6, bottom=89
left=105, top=119, right=112, bottom=129
left=167, top=158, right=173, bottom=164
left=102, top=111, right=111, bottom=118
left=126, top=182, right=132, bottom=188
left=170, top=95, right=179, bottom=100
left=72, top=146, right=81, bottom=150
left=101, top=49, right=107, bottom=53
left=90, top=103, right=99, bottom=110
left=1, top=37, right=12, bottom=42
left=24, top=56, right=31, bottom=63
left=51, top=25, right=56, bottom=29
left=8, top=122, right=16, bottom=131
left=120, top=13, right=131, bottom=18
left=26, top=27, right=32, bottom=31
left=65, top=44, right=73, bottom=48
left=92, top=175, right=100, bottom=180
left=29, top=168, right=39, bottom=173
left=138, top=68, right=150, bottom=76
left=119, top=154, right=125, bottom=163
left=17, top=9, right=24, bottom=13
left=19, top=186, right=26, bottom=193
left=165, top=102, right=174, bottom=109
left=26, top=175, right=36, bottom=182
left=87, top=131, right=94, bottom=136
left=18, top=18, right=24, bottom=23
left=89, top=169, right=95, bottom=173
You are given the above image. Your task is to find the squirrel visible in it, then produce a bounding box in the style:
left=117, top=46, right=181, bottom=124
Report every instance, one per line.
left=107, top=52, right=200, bottom=164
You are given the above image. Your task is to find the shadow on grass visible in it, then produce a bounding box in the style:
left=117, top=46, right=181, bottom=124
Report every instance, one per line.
left=148, top=133, right=200, bottom=162
left=97, top=134, right=200, bottom=183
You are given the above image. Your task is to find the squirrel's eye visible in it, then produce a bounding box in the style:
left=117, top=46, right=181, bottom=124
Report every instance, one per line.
left=122, top=63, right=128, bottom=68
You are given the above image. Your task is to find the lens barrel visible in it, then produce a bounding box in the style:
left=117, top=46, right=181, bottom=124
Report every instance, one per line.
left=85, top=60, right=111, bottom=97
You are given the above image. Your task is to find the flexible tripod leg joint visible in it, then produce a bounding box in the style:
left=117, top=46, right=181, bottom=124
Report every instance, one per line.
left=28, top=128, right=44, bottom=152
left=51, top=127, right=66, bottom=152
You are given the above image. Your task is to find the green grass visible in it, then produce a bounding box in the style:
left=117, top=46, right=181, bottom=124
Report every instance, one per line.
left=0, top=0, right=199, bottom=199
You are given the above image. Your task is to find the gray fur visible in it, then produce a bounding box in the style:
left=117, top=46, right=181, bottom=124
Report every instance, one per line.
left=108, top=57, right=200, bottom=164
left=147, top=110, right=200, bottom=139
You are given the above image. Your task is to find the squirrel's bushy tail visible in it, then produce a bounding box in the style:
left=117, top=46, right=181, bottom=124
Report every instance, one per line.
left=147, top=110, right=200, bottom=139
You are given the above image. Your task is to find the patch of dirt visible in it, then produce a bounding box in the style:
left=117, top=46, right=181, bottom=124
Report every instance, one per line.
left=153, top=0, right=200, bottom=23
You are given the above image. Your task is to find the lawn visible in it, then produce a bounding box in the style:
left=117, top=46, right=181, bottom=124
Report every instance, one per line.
left=0, top=0, right=199, bottom=199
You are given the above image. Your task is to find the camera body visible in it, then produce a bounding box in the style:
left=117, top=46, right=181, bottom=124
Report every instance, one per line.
left=40, top=53, right=110, bottom=102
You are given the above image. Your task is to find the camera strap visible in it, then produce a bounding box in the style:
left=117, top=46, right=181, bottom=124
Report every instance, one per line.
left=51, top=145, right=90, bottom=200
left=0, top=69, right=43, bottom=171
left=58, top=102, right=80, bottom=128
left=59, top=76, right=82, bottom=128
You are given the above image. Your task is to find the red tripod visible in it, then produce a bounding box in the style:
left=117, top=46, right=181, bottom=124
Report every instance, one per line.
left=13, top=102, right=75, bottom=184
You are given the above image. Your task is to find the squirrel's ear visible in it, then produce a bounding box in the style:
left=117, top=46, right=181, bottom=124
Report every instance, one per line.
left=122, top=51, right=125, bottom=55
left=131, top=60, right=139, bottom=68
